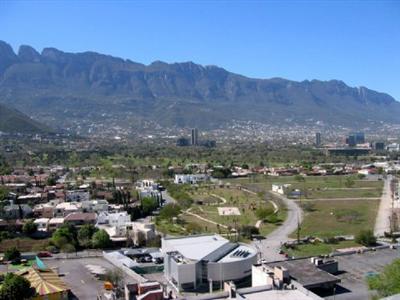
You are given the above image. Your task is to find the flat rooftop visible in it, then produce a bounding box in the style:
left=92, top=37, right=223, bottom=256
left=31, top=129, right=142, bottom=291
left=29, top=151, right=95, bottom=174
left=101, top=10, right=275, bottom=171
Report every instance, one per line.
left=238, top=289, right=319, bottom=300
left=267, top=260, right=340, bottom=289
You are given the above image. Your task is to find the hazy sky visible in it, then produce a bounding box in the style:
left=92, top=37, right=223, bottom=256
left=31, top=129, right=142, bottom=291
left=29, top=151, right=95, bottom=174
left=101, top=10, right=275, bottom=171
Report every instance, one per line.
left=1, top=0, right=399, bottom=99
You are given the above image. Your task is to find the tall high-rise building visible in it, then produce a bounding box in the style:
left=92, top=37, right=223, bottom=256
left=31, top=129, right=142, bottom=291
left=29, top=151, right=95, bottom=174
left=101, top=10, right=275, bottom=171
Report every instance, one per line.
left=315, top=132, right=321, bottom=147
left=191, top=128, right=198, bottom=146
left=354, top=132, right=365, bottom=144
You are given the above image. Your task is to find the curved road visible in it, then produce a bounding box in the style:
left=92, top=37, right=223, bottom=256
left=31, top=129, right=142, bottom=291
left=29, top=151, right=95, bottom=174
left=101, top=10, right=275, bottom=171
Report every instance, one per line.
left=252, top=191, right=303, bottom=262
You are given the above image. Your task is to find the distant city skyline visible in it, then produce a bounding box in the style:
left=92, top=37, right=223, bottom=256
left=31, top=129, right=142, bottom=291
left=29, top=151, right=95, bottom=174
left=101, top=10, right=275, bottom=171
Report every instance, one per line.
left=1, top=0, right=399, bottom=99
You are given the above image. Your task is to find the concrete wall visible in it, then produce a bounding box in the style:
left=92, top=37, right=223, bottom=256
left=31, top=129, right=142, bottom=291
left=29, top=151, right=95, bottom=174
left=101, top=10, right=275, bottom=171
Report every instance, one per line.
left=207, top=254, right=257, bottom=282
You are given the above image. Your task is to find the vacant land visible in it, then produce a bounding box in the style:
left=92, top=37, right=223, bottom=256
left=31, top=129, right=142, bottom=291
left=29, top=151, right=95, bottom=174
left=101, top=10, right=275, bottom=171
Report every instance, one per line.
left=225, top=175, right=383, bottom=200
left=292, top=199, right=380, bottom=238
left=284, top=240, right=360, bottom=258
left=0, top=238, right=50, bottom=252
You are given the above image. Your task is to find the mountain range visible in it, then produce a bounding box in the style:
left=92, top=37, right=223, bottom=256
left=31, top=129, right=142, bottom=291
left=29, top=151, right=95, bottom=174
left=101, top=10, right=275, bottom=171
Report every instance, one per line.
left=0, top=103, right=51, bottom=134
left=0, top=40, right=399, bottom=135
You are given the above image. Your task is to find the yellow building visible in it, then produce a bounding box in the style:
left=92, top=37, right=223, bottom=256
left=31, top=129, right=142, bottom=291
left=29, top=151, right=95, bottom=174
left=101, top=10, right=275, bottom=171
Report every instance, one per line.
left=18, top=266, right=70, bottom=300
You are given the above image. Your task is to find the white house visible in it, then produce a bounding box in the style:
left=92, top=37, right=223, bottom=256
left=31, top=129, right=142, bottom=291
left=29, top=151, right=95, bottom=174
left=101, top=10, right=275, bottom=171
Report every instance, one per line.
left=96, top=212, right=155, bottom=245
left=174, top=174, right=209, bottom=185
left=34, top=218, right=50, bottom=232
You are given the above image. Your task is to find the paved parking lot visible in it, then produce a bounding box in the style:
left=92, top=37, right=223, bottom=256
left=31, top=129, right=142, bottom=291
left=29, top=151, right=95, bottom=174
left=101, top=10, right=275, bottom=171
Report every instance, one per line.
left=45, top=257, right=117, bottom=299
left=324, top=248, right=400, bottom=300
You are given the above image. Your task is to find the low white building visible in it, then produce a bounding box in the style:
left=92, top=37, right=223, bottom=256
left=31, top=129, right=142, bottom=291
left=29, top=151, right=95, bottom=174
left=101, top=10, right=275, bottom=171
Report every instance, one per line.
left=272, top=184, right=291, bottom=195
left=34, top=218, right=50, bottom=231
left=81, top=199, right=109, bottom=213
left=97, top=212, right=156, bottom=245
left=54, top=202, right=80, bottom=217
left=48, top=217, right=65, bottom=231
left=174, top=174, right=209, bottom=184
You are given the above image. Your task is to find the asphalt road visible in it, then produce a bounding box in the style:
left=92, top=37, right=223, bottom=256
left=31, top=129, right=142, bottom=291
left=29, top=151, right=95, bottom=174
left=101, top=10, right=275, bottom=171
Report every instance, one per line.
left=252, top=191, right=303, bottom=262
left=374, top=175, right=392, bottom=237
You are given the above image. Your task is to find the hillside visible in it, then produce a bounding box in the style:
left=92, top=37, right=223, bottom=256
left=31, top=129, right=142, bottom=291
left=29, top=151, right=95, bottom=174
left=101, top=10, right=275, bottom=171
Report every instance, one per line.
left=0, top=103, right=51, bottom=134
left=0, top=40, right=399, bottom=133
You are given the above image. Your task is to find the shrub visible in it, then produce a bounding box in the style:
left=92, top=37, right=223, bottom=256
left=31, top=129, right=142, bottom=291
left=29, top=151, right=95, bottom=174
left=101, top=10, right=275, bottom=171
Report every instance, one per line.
left=355, top=229, right=376, bottom=246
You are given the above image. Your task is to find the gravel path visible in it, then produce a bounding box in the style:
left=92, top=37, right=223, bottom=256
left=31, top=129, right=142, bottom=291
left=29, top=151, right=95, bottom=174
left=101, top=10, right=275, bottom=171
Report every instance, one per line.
left=374, top=175, right=393, bottom=237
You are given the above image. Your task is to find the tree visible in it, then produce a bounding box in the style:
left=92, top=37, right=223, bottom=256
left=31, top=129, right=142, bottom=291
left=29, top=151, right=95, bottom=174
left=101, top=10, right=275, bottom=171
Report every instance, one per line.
left=294, top=174, right=305, bottom=182
left=355, top=229, right=376, bottom=246
left=0, top=273, right=36, bottom=300
left=0, top=186, right=9, bottom=201
left=159, top=203, right=181, bottom=220
left=141, top=197, right=158, bottom=215
left=22, top=220, right=38, bottom=236
left=92, top=229, right=111, bottom=249
left=344, top=176, right=355, bottom=188
left=368, top=259, right=400, bottom=298
left=240, top=225, right=259, bottom=239
left=78, top=224, right=97, bottom=248
left=51, top=223, right=77, bottom=250
left=4, top=247, right=21, bottom=262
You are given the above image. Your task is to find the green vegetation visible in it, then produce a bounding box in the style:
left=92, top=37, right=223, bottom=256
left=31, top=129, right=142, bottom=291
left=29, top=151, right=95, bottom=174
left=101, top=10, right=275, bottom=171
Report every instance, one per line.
left=51, top=224, right=78, bottom=252
left=161, top=182, right=193, bottom=208
left=50, top=223, right=111, bottom=251
left=22, top=220, right=38, bottom=237
left=0, top=186, right=9, bottom=201
left=77, top=224, right=97, bottom=248
left=367, top=259, right=400, bottom=298
left=141, top=197, right=159, bottom=215
left=294, top=199, right=379, bottom=238
left=92, top=229, right=111, bottom=249
left=159, top=203, right=182, bottom=220
left=355, top=229, right=377, bottom=246
left=3, top=247, right=21, bottom=262
left=0, top=273, right=36, bottom=300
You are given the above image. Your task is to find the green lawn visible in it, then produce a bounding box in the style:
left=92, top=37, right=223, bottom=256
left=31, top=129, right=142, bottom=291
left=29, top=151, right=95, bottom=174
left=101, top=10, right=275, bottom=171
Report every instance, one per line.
left=292, top=199, right=380, bottom=238
left=283, top=240, right=360, bottom=258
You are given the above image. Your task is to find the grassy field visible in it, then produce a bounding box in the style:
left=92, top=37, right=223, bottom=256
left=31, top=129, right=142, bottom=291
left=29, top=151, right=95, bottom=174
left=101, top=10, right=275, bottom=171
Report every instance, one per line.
left=292, top=199, right=380, bottom=238
left=157, top=186, right=286, bottom=237
left=187, top=187, right=285, bottom=235
left=283, top=240, right=360, bottom=258
left=225, top=175, right=383, bottom=199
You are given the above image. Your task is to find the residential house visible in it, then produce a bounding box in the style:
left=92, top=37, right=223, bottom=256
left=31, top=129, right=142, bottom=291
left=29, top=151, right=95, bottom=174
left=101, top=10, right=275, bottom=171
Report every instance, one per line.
left=64, top=212, right=97, bottom=226
left=34, top=218, right=50, bottom=232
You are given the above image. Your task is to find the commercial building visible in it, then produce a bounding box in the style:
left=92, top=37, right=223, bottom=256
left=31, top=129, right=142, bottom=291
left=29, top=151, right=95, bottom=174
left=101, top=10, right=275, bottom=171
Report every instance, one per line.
left=315, top=132, right=321, bottom=147
left=191, top=128, right=199, bottom=146
left=162, top=234, right=258, bottom=291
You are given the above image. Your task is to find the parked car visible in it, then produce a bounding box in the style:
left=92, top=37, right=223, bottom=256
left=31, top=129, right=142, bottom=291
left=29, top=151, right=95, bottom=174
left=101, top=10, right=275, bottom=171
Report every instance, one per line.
left=37, top=251, right=52, bottom=258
